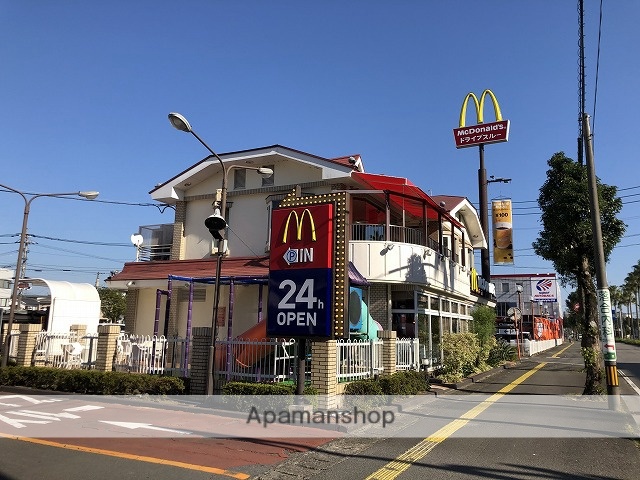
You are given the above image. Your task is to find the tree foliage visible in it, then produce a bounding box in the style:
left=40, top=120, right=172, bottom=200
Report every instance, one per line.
left=98, top=287, right=126, bottom=323
left=533, top=152, right=625, bottom=282
left=533, top=152, right=625, bottom=394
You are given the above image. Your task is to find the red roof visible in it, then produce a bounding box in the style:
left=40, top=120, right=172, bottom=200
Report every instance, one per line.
left=109, top=256, right=269, bottom=282
left=351, top=172, right=462, bottom=228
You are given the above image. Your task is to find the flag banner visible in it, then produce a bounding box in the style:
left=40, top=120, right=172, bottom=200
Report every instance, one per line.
left=492, top=199, right=513, bottom=264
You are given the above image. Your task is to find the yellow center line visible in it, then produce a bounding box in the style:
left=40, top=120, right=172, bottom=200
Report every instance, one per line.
left=552, top=343, right=573, bottom=358
left=365, top=362, right=548, bottom=480
left=0, top=433, right=250, bottom=479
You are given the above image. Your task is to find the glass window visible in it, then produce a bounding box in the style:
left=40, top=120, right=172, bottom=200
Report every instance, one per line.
left=452, top=302, right=459, bottom=314
left=430, top=296, right=439, bottom=311
left=392, top=313, right=416, bottom=338
left=502, top=283, right=510, bottom=293
left=262, top=165, right=274, bottom=186
left=441, top=299, right=450, bottom=312
left=391, top=291, right=414, bottom=310
left=417, top=294, right=429, bottom=310
left=234, top=168, right=246, bottom=190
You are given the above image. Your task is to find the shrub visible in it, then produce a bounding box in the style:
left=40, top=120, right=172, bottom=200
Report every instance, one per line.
left=487, top=338, right=517, bottom=366
left=0, top=366, right=185, bottom=395
left=220, top=381, right=318, bottom=411
left=441, top=333, right=479, bottom=382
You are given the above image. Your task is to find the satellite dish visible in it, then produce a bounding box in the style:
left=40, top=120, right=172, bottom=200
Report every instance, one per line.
left=507, top=307, right=522, bottom=321
left=130, top=234, right=143, bottom=247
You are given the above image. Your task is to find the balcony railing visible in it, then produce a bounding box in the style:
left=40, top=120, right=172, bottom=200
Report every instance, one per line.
left=138, top=244, right=172, bottom=262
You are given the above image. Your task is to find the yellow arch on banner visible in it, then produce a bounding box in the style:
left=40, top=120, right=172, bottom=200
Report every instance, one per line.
left=459, top=89, right=503, bottom=127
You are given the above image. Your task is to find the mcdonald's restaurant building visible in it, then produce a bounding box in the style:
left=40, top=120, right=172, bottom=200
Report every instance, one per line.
left=107, top=145, right=495, bottom=368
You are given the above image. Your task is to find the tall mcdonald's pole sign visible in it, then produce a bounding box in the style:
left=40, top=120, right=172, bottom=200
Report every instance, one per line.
left=453, top=89, right=510, bottom=287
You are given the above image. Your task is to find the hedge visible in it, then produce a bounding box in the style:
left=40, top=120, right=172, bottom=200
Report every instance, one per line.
left=0, top=366, right=185, bottom=395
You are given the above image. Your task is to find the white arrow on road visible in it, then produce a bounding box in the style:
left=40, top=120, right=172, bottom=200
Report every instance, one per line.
left=0, top=414, right=50, bottom=429
left=100, top=421, right=191, bottom=435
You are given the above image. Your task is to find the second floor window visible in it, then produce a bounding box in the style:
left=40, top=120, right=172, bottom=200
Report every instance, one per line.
left=262, top=165, right=274, bottom=186
left=234, top=168, right=246, bottom=190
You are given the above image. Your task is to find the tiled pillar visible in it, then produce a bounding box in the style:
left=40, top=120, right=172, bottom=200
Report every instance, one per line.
left=16, top=324, right=42, bottom=367
left=70, top=324, right=87, bottom=341
left=124, top=289, right=139, bottom=333
left=95, top=324, right=122, bottom=371
left=171, top=201, right=187, bottom=261
left=378, top=330, right=397, bottom=376
left=311, top=340, right=338, bottom=409
left=190, top=327, right=212, bottom=395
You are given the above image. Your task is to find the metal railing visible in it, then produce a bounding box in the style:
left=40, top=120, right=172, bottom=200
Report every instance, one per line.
left=215, top=337, right=309, bottom=384
left=138, top=244, right=172, bottom=262
left=396, top=338, right=420, bottom=371
left=32, top=332, right=98, bottom=369
left=113, top=334, right=189, bottom=376
left=337, top=338, right=384, bottom=382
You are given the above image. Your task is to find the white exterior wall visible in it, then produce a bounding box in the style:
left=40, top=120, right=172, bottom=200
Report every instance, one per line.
left=349, top=241, right=471, bottom=297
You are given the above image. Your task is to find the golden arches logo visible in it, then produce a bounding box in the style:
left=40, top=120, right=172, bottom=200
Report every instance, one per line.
left=282, top=208, right=317, bottom=243
left=459, top=89, right=503, bottom=128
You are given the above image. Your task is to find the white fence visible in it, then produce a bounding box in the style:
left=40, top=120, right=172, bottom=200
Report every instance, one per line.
left=396, top=338, right=420, bottom=371
left=522, top=338, right=564, bottom=356
left=337, top=338, right=384, bottom=382
left=216, top=337, right=307, bottom=383
left=32, top=331, right=98, bottom=369
left=113, top=334, right=189, bottom=376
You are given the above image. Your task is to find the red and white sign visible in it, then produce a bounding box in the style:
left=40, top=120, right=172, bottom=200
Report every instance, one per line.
left=453, top=120, right=510, bottom=148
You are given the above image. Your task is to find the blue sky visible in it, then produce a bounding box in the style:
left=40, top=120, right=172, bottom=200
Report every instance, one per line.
left=1, top=1, right=638, bottom=304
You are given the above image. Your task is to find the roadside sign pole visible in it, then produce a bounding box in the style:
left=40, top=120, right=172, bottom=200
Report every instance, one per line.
left=583, top=113, right=619, bottom=402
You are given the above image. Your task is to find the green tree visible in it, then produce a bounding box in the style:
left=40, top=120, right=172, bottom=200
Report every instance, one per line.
left=98, top=287, right=126, bottom=323
left=471, top=305, right=496, bottom=366
left=533, top=152, right=625, bottom=394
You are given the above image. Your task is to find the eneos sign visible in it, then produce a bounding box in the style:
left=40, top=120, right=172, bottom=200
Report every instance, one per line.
left=267, top=204, right=334, bottom=337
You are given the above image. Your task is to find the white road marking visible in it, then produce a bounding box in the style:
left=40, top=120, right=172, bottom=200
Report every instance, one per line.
left=6, top=410, right=80, bottom=421
left=64, top=405, right=104, bottom=412
left=0, top=414, right=50, bottom=428
left=100, top=421, right=191, bottom=435
left=0, top=395, right=62, bottom=405
left=619, top=370, right=640, bottom=395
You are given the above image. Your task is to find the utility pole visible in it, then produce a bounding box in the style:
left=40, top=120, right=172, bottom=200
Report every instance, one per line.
left=583, top=113, right=619, bottom=400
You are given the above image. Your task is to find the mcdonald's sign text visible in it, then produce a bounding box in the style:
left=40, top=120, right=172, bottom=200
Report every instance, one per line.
left=453, top=120, right=510, bottom=148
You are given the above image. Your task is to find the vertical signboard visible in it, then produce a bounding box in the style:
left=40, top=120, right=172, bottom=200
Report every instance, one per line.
left=268, top=204, right=334, bottom=337
left=492, top=199, right=513, bottom=265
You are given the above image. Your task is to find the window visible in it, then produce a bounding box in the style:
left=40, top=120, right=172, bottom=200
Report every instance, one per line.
left=234, top=168, right=246, bottom=190
left=262, top=165, right=274, bottom=186
left=502, top=282, right=510, bottom=293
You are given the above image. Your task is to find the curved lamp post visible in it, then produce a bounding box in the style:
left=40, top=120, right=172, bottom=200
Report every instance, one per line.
left=168, top=112, right=272, bottom=395
left=0, top=184, right=99, bottom=367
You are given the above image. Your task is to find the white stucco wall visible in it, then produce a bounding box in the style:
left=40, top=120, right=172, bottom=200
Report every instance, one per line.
left=349, top=241, right=471, bottom=297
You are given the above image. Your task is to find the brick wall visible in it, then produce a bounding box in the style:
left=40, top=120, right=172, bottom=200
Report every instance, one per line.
left=171, top=200, right=186, bottom=261
left=369, top=283, right=391, bottom=330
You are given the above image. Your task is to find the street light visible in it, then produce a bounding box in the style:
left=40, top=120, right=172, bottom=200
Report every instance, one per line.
left=168, top=112, right=272, bottom=395
left=0, top=184, right=99, bottom=367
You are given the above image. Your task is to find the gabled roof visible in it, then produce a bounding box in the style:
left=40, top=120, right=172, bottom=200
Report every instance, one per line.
left=431, top=195, right=486, bottom=248
left=150, top=145, right=362, bottom=204
left=108, top=256, right=270, bottom=283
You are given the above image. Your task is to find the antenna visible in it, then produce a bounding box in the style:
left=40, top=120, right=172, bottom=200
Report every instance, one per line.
left=130, top=234, right=144, bottom=262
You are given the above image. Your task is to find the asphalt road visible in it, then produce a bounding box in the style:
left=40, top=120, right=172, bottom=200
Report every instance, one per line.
left=1, top=341, right=639, bottom=480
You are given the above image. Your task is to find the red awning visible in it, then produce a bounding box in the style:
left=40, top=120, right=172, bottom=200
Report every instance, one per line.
left=351, top=172, right=462, bottom=228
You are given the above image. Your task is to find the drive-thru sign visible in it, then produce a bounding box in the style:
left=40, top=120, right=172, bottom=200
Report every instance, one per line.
left=268, top=204, right=334, bottom=337
left=267, top=191, right=350, bottom=339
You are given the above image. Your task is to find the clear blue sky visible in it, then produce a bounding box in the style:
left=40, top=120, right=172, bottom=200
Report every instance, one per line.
left=1, top=1, right=638, bottom=305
